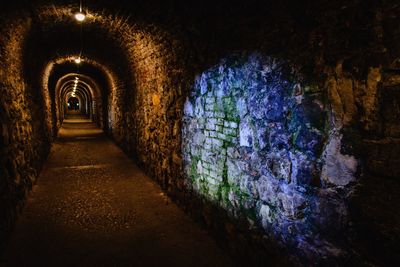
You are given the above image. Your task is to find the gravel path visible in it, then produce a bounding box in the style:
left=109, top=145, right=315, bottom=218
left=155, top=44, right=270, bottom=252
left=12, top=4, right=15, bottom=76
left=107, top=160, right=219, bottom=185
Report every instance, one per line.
left=1, top=117, right=233, bottom=267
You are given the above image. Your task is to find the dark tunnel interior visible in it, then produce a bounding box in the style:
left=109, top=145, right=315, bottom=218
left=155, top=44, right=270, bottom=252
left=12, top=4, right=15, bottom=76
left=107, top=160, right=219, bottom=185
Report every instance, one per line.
left=0, top=0, right=399, bottom=266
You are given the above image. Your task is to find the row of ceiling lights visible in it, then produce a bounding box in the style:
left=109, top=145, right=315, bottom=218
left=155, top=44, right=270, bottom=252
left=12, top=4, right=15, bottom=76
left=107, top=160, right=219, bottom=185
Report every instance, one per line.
left=73, top=0, right=86, bottom=65
left=71, top=0, right=85, bottom=98
left=71, top=77, right=79, bottom=97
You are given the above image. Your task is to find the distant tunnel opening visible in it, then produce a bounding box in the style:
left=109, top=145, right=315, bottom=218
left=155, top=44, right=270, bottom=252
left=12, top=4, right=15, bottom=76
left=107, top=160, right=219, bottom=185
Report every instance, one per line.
left=67, top=97, right=80, bottom=111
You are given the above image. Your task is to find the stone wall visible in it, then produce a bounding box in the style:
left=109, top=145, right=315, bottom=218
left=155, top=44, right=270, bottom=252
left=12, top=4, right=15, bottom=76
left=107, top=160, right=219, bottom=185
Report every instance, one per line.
left=180, top=52, right=400, bottom=266
left=0, top=14, right=52, bottom=249
left=181, top=53, right=354, bottom=263
left=115, top=26, right=188, bottom=193
left=349, top=67, right=400, bottom=266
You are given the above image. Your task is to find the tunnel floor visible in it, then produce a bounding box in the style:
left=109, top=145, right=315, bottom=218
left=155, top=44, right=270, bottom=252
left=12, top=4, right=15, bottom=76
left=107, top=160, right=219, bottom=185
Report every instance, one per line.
left=1, top=116, right=233, bottom=267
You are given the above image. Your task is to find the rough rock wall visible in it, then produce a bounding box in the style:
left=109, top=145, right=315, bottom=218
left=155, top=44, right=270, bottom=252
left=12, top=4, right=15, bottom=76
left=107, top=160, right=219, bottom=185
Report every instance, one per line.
left=178, top=50, right=400, bottom=265
left=349, top=66, right=400, bottom=265
left=181, top=53, right=354, bottom=263
left=116, top=26, right=188, bottom=192
left=0, top=15, right=52, bottom=248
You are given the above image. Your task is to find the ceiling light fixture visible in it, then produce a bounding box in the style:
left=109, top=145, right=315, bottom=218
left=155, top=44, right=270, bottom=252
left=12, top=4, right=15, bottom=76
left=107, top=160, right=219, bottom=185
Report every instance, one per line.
left=75, top=12, right=86, bottom=22
left=71, top=0, right=86, bottom=98
left=74, top=0, right=86, bottom=22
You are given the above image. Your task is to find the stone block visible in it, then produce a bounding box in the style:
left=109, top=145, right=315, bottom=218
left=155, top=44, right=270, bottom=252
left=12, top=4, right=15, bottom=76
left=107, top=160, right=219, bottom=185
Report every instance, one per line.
left=207, top=184, right=220, bottom=199
left=200, top=74, right=208, bottom=95
left=214, top=111, right=225, bottom=118
left=239, top=117, right=253, bottom=147
left=290, top=152, right=319, bottom=187
left=277, top=190, right=306, bottom=220
left=260, top=204, right=274, bottom=227
left=293, top=127, right=324, bottom=157
left=218, top=132, right=227, bottom=140
left=227, top=147, right=239, bottom=159
left=194, top=99, right=205, bottom=119
left=210, top=138, right=223, bottom=147
left=205, top=103, right=214, bottom=111
left=227, top=158, right=241, bottom=184
left=321, top=134, right=357, bottom=186
left=229, top=121, right=238, bottom=129
left=206, top=97, right=215, bottom=104
left=215, top=125, right=223, bottom=132
left=236, top=97, right=248, bottom=119
left=183, top=98, right=194, bottom=117
left=239, top=174, right=258, bottom=197
left=216, top=118, right=224, bottom=125
left=270, top=154, right=292, bottom=182
left=223, top=127, right=237, bottom=136
left=209, top=171, right=223, bottom=182
left=196, top=160, right=203, bottom=174
left=201, top=148, right=214, bottom=158
left=205, top=121, right=215, bottom=131
left=209, top=118, right=218, bottom=125
left=256, top=175, right=280, bottom=204
left=205, top=111, right=214, bottom=118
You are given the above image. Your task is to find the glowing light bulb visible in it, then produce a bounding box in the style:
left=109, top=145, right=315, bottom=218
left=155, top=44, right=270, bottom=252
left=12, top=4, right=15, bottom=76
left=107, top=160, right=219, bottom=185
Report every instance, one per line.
left=74, top=57, right=81, bottom=64
left=75, top=77, right=79, bottom=80
left=74, top=80, right=78, bottom=84
left=75, top=12, right=86, bottom=22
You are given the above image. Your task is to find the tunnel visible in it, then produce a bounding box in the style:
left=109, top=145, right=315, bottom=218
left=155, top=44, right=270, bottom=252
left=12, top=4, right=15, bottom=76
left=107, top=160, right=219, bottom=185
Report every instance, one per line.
left=0, top=0, right=399, bottom=266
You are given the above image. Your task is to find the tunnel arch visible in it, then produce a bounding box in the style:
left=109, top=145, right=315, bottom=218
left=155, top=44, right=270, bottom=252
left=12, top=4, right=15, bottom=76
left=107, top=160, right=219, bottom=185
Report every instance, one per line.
left=44, top=56, right=120, bottom=135
left=63, top=84, right=87, bottom=115
left=17, top=1, right=187, bottom=151
left=21, top=4, right=142, bottom=142
left=59, top=76, right=94, bottom=117
left=66, top=96, right=81, bottom=111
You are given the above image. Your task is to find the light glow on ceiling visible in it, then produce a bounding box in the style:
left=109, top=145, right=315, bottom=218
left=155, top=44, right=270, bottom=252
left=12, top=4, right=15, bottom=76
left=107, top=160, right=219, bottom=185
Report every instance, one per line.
left=74, top=12, right=86, bottom=22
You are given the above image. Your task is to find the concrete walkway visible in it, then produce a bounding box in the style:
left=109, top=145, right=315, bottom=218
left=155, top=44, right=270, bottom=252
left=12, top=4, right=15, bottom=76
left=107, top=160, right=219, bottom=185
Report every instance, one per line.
left=1, top=116, right=233, bottom=266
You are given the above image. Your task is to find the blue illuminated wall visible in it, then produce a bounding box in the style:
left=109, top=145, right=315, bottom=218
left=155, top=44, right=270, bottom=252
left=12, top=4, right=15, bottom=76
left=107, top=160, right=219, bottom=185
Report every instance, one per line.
left=182, top=53, right=358, bottom=259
